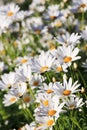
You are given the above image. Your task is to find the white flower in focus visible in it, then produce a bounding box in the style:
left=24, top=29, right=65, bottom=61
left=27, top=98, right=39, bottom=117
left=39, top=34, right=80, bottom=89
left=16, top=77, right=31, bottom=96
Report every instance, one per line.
left=53, top=75, right=80, bottom=99
left=53, top=45, right=81, bottom=67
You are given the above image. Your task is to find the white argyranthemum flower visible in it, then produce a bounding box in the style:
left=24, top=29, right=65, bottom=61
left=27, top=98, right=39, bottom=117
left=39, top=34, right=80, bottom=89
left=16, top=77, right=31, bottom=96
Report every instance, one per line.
left=64, top=96, right=84, bottom=109
left=0, top=72, right=16, bottom=90
left=0, top=3, right=20, bottom=21
left=10, top=81, right=27, bottom=97
left=35, top=116, right=55, bottom=130
left=14, top=56, right=30, bottom=66
left=15, top=64, right=32, bottom=82
left=53, top=75, right=80, bottom=99
left=30, top=73, right=44, bottom=89
left=53, top=59, right=68, bottom=73
left=71, top=0, right=87, bottom=12
left=53, top=45, right=81, bottom=67
left=35, top=95, right=64, bottom=120
left=31, top=51, right=55, bottom=73
left=37, top=82, right=54, bottom=94
left=26, top=17, right=44, bottom=34
left=56, top=33, right=81, bottom=47
left=43, top=4, right=61, bottom=20
left=3, top=94, right=19, bottom=106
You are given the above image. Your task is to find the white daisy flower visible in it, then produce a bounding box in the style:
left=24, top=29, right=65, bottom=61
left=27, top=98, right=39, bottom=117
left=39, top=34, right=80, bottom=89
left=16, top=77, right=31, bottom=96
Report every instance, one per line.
left=0, top=3, right=20, bottom=21
left=31, top=51, right=55, bottom=73
left=53, top=75, right=80, bottom=99
left=35, top=116, right=55, bottom=130
left=37, top=82, right=54, bottom=94
left=64, top=96, right=84, bottom=109
left=3, top=94, right=19, bottom=106
left=43, top=4, right=61, bottom=20
left=0, top=72, right=16, bottom=90
left=53, top=45, right=81, bottom=67
left=71, top=0, right=87, bottom=12
left=10, top=81, right=27, bottom=97
left=56, top=32, right=81, bottom=47
left=15, top=64, right=32, bottom=82
left=30, top=73, right=44, bottom=89
left=35, top=95, right=64, bottom=120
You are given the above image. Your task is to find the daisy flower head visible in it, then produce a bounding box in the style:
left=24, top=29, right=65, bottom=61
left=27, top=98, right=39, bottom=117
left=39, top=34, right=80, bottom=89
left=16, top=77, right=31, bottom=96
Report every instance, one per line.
left=10, top=81, right=27, bottom=98
left=56, top=32, right=81, bottom=47
left=37, top=82, right=54, bottom=94
left=30, top=73, right=45, bottom=89
left=26, top=17, right=44, bottom=34
left=3, top=93, right=19, bottom=106
left=0, top=3, right=20, bottom=21
left=64, top=96, right=84, bottom=110
left=53, top=45, right=81, bottom=67
left=71, top=0, right=87, bottom=13
left=15, top=64, right=32, bottom=82
left=19, top=93, right=34, bottom=109
left=53, top=59, right=68, bottom=73
left=43, top=4, right=61, bottom=20
left=31, top=51, right=55, bottom=73
left=53, top=75, right=80, bottom=99
left=35, top=116, right=55, bottom=130
left=0, top=72, right=16, bottom=90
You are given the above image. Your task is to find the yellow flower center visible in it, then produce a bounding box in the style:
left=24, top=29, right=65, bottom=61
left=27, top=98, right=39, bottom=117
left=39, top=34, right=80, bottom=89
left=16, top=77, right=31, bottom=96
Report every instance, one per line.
left=7, top=11, right=14, bottom=16
left=55, top=21, right=62, bottom=27
left=50, top=45, right=56, bottom=50
left=10, top=97, right=16, bottom=103
left=43, top=100, right=49, bottom=106
left=35, top=30, right=41, bottom=34
left=40, top=66, right=48, bottom=73
left=80, top=4, right=86, bottom=8
left=69, top=105, right=75, bottom=109
left=63, top=90, right=71, bottom=96
left=46, top=89, right=54, bottom=94
left=33, top=81, right=39, bottom=86
left=47, top=119, right=54, bottom=126
left=56, top=66, right=63, bottom=72
left=21, top=59, right=28, bottom=64
left=50, top=16, right=56, bottom=20
left=48, top=110, right=56, bottom=116
left=64, top=56, right=72, bottom=63
left=23, top=97, right=31, bottom=102
left=0, top=50, right=5, bottom=55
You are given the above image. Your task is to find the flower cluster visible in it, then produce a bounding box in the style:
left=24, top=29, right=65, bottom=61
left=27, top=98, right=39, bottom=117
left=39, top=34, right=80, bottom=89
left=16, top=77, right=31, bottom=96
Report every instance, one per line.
left=0, top=0, right=87, bottom=130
